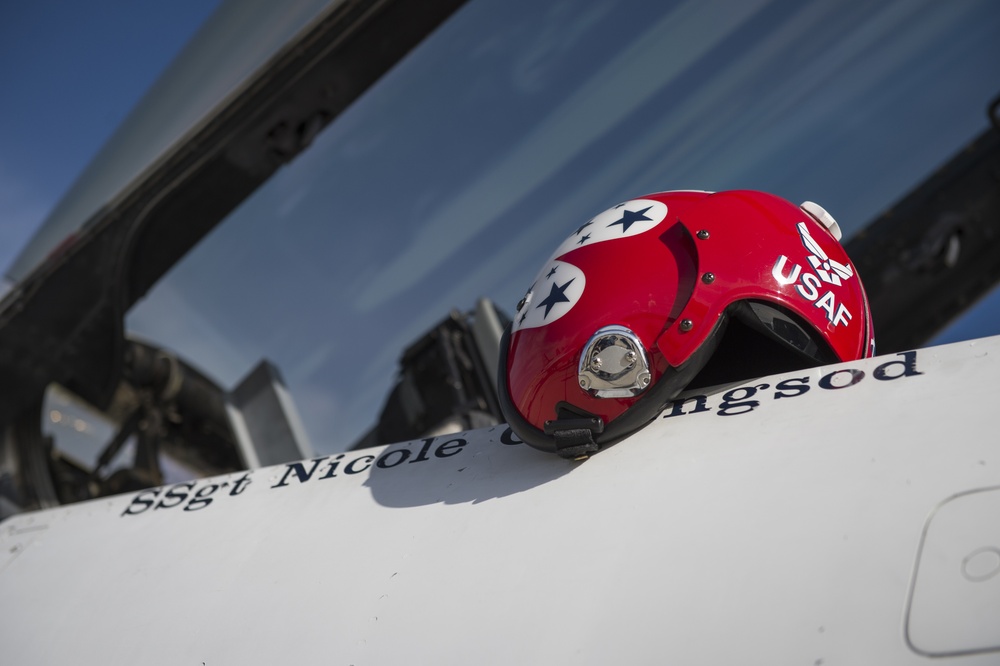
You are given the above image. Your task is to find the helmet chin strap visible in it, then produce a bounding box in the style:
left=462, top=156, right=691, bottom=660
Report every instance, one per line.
left=543, top=416, right=604, bottom=460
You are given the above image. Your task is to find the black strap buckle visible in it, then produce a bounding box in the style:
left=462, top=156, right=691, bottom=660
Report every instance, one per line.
left=543, top=417, right=604, bottom=459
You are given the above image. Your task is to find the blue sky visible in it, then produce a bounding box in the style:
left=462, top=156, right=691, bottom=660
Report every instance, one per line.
left=0, top=1, right=221, bottom=276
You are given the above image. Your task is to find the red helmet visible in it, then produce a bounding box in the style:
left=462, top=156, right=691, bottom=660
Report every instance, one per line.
left=498, top=190, right=875, bottom=458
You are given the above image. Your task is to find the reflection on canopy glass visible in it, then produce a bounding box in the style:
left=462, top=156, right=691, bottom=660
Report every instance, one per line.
left=126, top=0, right=1000, bottom=454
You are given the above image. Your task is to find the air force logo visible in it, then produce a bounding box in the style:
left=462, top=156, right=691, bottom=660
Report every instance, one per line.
left=796, top=222, right=854, bottom=286
left=512, top=260, right=586, bottom=332
left=772, top=222, right=855, bottom=327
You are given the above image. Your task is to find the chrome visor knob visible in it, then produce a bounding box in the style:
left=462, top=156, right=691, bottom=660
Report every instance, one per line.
left=577, top=325, right=651, bottom=398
